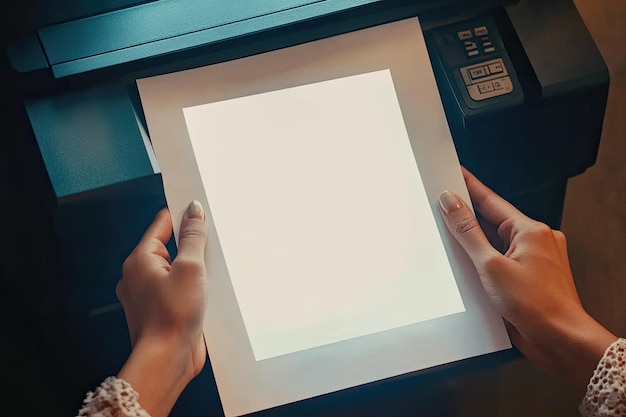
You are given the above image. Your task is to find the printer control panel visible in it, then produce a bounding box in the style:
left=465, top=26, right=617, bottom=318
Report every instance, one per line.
left=460, top=58, right=513, bottom=101
left=457, top=25, right=496, bottom=59
left=456, top=24, right=513, bottom=102
left=427, top=17, right=524, bottom=111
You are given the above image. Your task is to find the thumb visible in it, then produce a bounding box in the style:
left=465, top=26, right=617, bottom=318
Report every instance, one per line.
left=438, top=191, right=498, bottom=267
left=177, top=200, right=209, bottom=263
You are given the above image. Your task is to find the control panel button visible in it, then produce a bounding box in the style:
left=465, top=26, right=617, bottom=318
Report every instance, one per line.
left=467, top=50, right=479, bottom=57
left=469, top=67, right=487, bottom=79
left=474, top=26, right=488, bottom=36
left=458, top=30, right=473, bottom=40
left=478, top=81, right=495, bottom=93
left=493, top=80, right=505, bottom=90
left=484, top=46, right=496, bottom=53
left=460, top=58, right=508, bottom=86
left=488, top=62, right=503, bottom=74
left=467, top=76, right=513, bottom=101
left=464, top=41, right=477, bottom=51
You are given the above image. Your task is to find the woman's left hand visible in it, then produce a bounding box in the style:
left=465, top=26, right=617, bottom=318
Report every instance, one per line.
left=116, top=201, right=209, bottom=417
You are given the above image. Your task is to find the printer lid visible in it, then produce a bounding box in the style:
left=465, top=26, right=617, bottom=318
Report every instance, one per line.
left=7, top=0, right=514, bottom=78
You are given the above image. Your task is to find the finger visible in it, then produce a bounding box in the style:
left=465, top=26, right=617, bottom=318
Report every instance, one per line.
left=552, top=230, right=567, bottom=251
left=552, top=230, right=570, bottom=264
left=461, top=167, right=529, bottom=228
left=504, top=320, right=527, bottom=351
left=115, top=279, right=125, bottom=304
left=504, top=320, right=550, bottom=369
left=176, top=200, right=208, bottom=264
left=476, top=212, right=506, bottom=253
left=439, top=190, right=500, bottom=266
left=495, top=217, right=517, bottom=246
left=137, top=208, right=173, bottom=251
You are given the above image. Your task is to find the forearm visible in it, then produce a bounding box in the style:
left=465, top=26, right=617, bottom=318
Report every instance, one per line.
left=118, top=336, right=196, bottom=417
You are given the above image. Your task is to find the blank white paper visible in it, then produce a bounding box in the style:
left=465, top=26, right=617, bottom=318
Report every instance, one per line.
left=138, top=18, right=511, bottom=417
left=183, top=70, right=465, bottom=361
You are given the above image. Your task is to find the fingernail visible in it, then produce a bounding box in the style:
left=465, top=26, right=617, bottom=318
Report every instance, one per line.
left=439, top=191, right=462, bottom=214
left=186, top=200, right=204, bottom=220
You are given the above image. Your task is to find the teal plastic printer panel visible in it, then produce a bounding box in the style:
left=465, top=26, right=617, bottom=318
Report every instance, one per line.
left=40, top=0, right=391, bottom=77
left=39, top=0, right=321, bottom=65
left=26, top=85, right=154, bottom=198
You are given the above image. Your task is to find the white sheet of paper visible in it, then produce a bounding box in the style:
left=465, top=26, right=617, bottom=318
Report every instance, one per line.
left=137, top=17, right=510, bottom=417
left=183, top=70, right=466, bottom=361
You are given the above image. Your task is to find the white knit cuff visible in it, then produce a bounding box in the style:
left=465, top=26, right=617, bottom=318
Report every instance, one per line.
left=77, top=376, right=151, bottom=417
left=579, top=338, right=626, bottom=417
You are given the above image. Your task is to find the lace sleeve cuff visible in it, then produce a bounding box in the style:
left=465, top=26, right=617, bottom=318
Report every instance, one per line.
left=580, top=338, right=626, bottom=417
left=77, top=376, right=151, bottom=417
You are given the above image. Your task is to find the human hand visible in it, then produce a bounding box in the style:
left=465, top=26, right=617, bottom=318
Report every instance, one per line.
left=116, top=201, right=208, bottom=417
left=439, top=168, right=616, bottom=392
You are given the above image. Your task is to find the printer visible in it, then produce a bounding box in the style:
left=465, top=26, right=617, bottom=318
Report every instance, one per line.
left=4, top=0, right=608, bottom=415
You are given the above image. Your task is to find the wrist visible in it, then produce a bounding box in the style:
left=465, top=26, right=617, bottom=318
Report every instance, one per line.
left=118, top=335, right=197, bottom=417
left=542, top=309, right=617, bottom=394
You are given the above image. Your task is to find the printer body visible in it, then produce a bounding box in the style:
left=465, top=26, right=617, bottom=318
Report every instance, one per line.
left=4, top=0, right=608, bottom=415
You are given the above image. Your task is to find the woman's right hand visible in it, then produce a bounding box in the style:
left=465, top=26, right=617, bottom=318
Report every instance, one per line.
left=438, top=168, right=617, bottom=393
